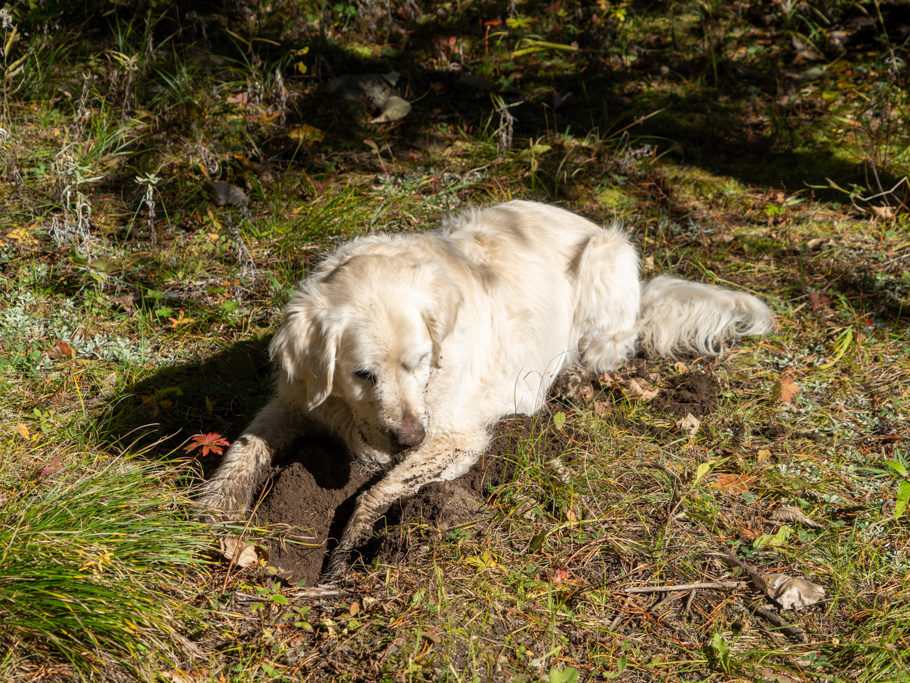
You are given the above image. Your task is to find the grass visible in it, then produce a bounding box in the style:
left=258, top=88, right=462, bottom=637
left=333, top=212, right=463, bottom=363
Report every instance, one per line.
left=1, top=0, right=909, bottom=679
left=0, top=449, right=209, bottom=678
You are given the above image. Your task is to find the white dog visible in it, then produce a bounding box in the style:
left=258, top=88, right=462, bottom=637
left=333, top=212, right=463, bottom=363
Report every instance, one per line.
left=200, top=201, right=773, bottom=580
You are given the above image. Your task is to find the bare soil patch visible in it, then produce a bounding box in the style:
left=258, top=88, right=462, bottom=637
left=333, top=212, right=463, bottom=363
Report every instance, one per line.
left=652, top=370, right=721, bottom=417
left=256, top=418, right=538, bottom=585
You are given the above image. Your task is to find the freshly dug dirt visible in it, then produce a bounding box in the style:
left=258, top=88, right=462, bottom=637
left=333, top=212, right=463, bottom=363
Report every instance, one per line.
left=652, top=370, right=721, bottom=417
left=255, top=437, right=372, bottom=586
left=255, top=418, right=534, bottom=585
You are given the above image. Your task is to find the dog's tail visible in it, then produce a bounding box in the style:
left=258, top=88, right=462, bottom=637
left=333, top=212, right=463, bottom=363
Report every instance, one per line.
left=637, top=275, right=773, bottom=357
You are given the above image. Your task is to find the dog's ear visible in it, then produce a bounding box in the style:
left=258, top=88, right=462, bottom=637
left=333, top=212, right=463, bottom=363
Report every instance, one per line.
left=269, top=299, right=341, bottom=409
left=422, top=279, right=462, bottom=367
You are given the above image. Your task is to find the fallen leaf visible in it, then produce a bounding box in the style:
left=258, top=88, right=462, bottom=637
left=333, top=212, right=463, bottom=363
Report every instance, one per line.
left=766, top=573, right=825, bottom=610
left=17, top=423, right=30, bottom=440
left=545, top=457, right=571, bottom=482
left=184, top=433, right=230, bottom=458
left=552, top=368, right=595, bottom=404
left=5, top=226, right=38, bottom=245
left=756, top=449, right=772, bottom=464
left=808, top=292, right=831, bottom=310
left=48, top=339, right=75, bottom=360
left=551, top=569, right=572, bottom=585
left=773, top=376, right=799, bottom=403
left=710, top=473, right=755, bottom=494
left=676, top=413, right=700, bottom=439
left=225, top=92, right=249, bottom=106
left=770, top=505, right=822, bottom=528
left=869, top=205, right=896, bottom=220
left=791, top=35, right=823, bottom=62
left=806, top=237, right=834, bottom=250
left=41, top=455, right=64, bottom=478
left=626, top=377, right=658, bottom=400
left=594, top=400, right=612, bottom=417
left=753, top=525, right=793, bottom=549
left=288, top=123, right=325, bottom=143
left=218, top=535, right=269, bottom=568
left=167, top=309, right=196, bottom=329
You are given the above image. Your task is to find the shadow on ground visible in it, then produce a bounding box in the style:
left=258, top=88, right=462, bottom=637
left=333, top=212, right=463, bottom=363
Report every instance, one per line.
left=98, top=336, right=274, bottom=470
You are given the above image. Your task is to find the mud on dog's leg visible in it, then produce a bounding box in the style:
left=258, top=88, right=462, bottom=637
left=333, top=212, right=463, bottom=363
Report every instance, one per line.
left=198, top=399, right=304, bottom=518
left=321, top=443, right=481, bottom=582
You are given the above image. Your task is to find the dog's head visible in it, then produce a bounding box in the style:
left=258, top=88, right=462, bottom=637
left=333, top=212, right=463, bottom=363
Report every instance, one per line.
left=270, top=253, right=462, bottom=454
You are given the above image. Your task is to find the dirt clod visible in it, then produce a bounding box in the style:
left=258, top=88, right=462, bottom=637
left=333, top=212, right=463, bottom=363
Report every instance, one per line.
left=652, top=371, right=721, bottom=416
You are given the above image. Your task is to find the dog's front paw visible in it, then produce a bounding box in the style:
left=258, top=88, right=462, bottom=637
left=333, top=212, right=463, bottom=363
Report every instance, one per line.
left=319, top=547, right=352, bottom=584
left=194, top=480, right=248, bottom=523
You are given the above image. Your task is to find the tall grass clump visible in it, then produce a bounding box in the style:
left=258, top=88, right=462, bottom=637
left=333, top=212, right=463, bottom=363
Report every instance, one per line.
left=0, top=453, right=210, bottom=677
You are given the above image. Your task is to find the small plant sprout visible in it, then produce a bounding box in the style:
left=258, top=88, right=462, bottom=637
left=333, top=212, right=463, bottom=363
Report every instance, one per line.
left=134, top=172, right=161, bottom=246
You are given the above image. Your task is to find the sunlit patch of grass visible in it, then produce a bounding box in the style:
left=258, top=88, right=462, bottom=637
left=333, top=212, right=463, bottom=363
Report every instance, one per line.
left=0, top=448, right=209, bottom=678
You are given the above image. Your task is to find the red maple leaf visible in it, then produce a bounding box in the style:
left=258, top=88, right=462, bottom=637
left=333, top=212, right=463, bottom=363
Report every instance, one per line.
left=184, top=433, right=230, bottom=457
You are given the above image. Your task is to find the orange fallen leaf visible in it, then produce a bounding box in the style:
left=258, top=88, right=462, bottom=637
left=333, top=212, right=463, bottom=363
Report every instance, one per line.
left=808, top=292, right=830, bottom=310
left=184, top=432, right=230, bottom=458
left=167, top=310, right=196, bottom=329
left=773, top=376, right=799, bottom=403
left=48, top=339, right=75, bottom=360
left=710, top=473, right=755, bottom=494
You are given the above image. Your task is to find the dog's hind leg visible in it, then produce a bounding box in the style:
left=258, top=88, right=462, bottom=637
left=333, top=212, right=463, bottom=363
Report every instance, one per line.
left=572, top=227, right=641, bottom=372
left=198, top=398, right=305, bottom=518
left=321, top=432, right=488, bottom=582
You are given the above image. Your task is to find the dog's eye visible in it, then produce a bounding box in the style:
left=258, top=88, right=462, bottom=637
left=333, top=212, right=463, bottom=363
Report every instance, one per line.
left=402, top=353, right=431, bottom=372
left=354, top=369, right=377, bottom=384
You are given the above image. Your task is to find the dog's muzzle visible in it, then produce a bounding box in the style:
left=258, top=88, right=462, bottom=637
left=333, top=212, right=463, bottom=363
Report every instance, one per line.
left=391, top=414, right=426, bottom=449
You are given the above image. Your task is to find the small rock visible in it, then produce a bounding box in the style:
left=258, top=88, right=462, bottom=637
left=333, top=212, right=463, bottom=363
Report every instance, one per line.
left=369, top=95, right=412, bottom=124
left=203, top=180, right=248, bottom=207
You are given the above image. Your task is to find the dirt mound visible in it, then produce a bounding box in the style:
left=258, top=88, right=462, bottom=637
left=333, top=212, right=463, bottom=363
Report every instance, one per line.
left=256, top=418, right=534, bottom=585
left=652, top=370, right=721, bottom=416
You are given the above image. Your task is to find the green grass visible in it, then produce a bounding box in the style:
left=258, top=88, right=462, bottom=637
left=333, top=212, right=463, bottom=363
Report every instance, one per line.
left=0, top=0, right=909, bottom=679
left=0, top=449, right=209, bottom=677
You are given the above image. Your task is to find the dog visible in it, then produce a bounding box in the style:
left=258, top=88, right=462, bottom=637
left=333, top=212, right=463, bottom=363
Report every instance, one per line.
left=199, top=200, right=773, bottom=580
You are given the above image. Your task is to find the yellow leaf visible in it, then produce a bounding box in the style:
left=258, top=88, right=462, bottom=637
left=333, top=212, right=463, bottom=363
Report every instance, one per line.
left=288, top=124, right=324, bottom=143
left=17, top=423, right=30, bottom=440
left=694, top=460, right=714, bottom=485
left=6, top=227, right=36, bottom=244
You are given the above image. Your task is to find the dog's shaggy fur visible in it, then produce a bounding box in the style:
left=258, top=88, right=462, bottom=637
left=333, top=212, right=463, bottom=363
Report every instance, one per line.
left=200, top=201, right=773, bottom=579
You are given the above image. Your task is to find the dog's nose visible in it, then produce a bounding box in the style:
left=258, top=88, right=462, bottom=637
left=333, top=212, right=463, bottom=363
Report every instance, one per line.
left=392, top=415, right=426, bottom=449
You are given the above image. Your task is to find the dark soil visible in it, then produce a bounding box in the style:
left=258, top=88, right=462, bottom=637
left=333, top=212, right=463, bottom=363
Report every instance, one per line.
left=256, top=417, right=535, bottom=585
left=652, top=370, right=721, bottom=417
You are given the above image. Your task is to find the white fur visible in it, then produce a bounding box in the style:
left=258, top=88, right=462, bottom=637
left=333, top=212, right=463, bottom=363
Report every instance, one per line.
left=199, top=200, right=773, bottom=580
